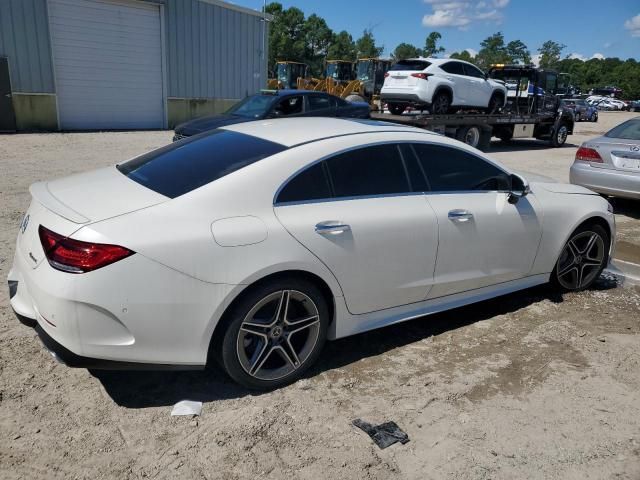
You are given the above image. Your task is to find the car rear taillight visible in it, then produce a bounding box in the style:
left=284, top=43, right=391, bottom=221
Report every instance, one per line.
left=38, top=225, right=134, bottom=273
left=384, top=72, right=389, bottom=78
left=575, top=146, right=603, bottom=163
left=411, top=73, right=431, bottom=80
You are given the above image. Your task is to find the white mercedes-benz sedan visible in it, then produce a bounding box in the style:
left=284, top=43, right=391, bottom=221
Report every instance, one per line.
left=9, top=118, right=615, bottom=389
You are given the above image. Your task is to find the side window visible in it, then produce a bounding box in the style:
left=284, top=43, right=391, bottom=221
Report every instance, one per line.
left=326, top=144, right=410, bottom=198
left=308, top=95, right=332, bottom=111
left=463, top=64, right=485, bottom=79
left=413, top=143, right=511, bottom=192
left=276, top=162, right=332, bottom=203
left=273, top=96, right=303, bottom=116
left=440, top=62, right=465, bottom=75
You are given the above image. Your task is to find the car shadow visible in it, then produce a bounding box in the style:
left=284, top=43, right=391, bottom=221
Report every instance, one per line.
left=489, top=139, right=579, bottom=152
left=92, top=277, right=617, bottom=409
left=609, top=197, right=640, bottom=220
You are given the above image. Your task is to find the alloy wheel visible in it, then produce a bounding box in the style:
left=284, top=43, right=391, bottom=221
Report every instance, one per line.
left=556, top=125, right=568, bottom=145
left=236, top=290, right=321, bottom=381
left=556, top=231, right=605, bottom=290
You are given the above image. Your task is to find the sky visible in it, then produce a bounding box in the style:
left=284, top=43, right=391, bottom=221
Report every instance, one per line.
left=231, top=0, right=640, bottom=61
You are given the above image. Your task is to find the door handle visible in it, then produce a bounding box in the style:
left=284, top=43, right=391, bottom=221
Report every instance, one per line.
left=315, top=221, right=351, bottom=235
left=448, top=209, right=473, bottom=222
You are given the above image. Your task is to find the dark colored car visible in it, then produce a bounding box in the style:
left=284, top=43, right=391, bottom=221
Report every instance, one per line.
left=173, top=90, right=370, bottom=140
left=561, top=98, right=598, bottom=122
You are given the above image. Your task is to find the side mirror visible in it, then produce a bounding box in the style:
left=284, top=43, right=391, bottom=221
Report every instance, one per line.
left=508, top=173, right=530, bottom=204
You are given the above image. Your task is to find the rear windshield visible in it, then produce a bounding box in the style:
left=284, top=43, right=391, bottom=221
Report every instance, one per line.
left=605, top=119, right=640, bottom=141
left=390, top=60, right=431, bottom=71
left=117, top=130, right=286, bottom=198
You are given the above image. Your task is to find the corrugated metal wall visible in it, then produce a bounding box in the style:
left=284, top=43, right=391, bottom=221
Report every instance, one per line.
left=165, top=0, right=267, bottom=99
left=0, top=0, right=55, bottom=93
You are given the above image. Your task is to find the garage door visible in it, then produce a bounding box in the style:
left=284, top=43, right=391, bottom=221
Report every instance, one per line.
left=48, top=0, right=164, bottom=130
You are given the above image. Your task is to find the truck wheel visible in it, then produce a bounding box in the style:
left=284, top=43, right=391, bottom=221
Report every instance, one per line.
left=388, top=103, right=406, bottom=115
left=455, top=126, right=482, bottom=148
left=550, top=123, right=568, bottom=147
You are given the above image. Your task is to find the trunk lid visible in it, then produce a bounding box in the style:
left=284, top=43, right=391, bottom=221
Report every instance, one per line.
left=20, top=166, right=167, bottom=268
left=586, top=136, right=640, bottom=173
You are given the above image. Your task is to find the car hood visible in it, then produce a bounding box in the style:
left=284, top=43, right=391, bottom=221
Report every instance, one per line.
left=175, top=114, right=251, bottom=136
left=30, top=166, right=168, bottom=224
left=534, top=182, right=599, bottom=195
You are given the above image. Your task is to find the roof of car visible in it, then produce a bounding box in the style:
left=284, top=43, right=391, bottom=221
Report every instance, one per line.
left=263, top=89, right=328, bottom=96
left=220, top=117, right=435, bottom=147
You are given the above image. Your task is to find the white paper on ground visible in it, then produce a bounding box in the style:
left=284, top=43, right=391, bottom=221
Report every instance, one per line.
left=171, top=400, right=202, bottom=416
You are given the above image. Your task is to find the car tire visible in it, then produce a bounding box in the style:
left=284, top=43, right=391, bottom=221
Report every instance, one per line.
left=550, top=122, right=569, bottom=147
left=431, top=91, right=451, bottom=114
left=218, top=277, right=329, bottom=390
left=486, top=93, right=503, bottom=114
left=387, top=103, right=406, bottom=115
left=551, top=223, right=610, bottom=292
left=591, top=112, right=598, bottom=122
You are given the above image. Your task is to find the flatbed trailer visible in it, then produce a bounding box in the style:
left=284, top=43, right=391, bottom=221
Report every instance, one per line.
left=370, top=110, right=574, bottom=152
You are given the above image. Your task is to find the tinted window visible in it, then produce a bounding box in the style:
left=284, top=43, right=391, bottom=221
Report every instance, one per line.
left=605, top=119, right=640, bottom=140
left=440, top=62, right=465, bottom=75
left=276, top=163, right=332, bottom=203
left=390, top=60, right=431, bottom=71
left=308, top=95, right=332, bottom=111
left=399, top=144, right=429, bottom=191
left=463, top=64, right=485, bottom=78
left=272, top=96, right=303, bottom=116
left=413, top=143, right=510, bottom=191
left=118, top=130, right=286, bottom=198
left=326, top=144, right=410, bottom=198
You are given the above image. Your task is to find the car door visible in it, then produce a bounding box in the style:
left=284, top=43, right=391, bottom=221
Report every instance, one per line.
left=305, top=93, right=336, bottom=117
left=439, top=61, right=468, bottom=105
left=462, top=63, right=493, bottom=107
left=408, top=143, right=543, bottom=298
left=274, top=143, right=438, bottom=315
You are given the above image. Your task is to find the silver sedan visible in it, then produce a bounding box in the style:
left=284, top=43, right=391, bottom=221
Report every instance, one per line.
left=570, top=117, right=640, bottom=200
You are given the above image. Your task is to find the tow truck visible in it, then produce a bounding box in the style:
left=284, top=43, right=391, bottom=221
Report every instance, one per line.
left=370, top=64, right=575, bottom=151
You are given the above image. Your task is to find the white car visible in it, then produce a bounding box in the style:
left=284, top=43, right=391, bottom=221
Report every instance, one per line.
left=9, top=118, right=614, bottom=389
left=381, top=57, right=508, bottom=115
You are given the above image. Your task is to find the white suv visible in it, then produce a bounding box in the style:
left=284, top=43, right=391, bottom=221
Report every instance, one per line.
left=381, top=58, right=507, bottom=115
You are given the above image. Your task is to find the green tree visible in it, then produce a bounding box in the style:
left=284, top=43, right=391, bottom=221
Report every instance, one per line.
left=423, top=32, right=445, bottom=57
left=449, top=50, right=475, bottom=63
left=506, top=40, right=531, bottom=65
left=538, top=40, right=566, bottom=69
left=303, top=14, right=333, bottom=76
left=327, top=30, right=356, bottom=61
left=265, top=2, right=306, bottom=70
left=393, top=43, right=422, bottom=61
left=475, top=32, right=511, bottom=69
left=355, top=29, right=383, bottom=58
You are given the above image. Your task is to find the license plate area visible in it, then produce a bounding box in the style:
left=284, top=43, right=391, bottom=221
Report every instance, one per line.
left=612, top=152, right=640, bottom=172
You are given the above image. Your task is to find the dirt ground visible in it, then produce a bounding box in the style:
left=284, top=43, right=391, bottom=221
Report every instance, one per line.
left=1, top=112, right=639, bottom=479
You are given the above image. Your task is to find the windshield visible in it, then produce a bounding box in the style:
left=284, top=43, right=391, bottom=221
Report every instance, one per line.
left=326, top=63, right=339, bottom=78
left=277, top=64, right=289, bottom=84
left=605, top=120, right=640, bottom=141
left=356, top=61, right=372, bottom=81
left=226, top=95, right=275, bottom=118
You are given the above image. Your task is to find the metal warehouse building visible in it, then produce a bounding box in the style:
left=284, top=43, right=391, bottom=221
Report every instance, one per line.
left=0, top=0, right=268, bottom=131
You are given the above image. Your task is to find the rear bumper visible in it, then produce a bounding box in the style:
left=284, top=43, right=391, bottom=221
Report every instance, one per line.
left=570, top=162, right=640, bottom=200
left=8, top=238, right=234, bottom=367
left=10, top=303, right=202, bottom=371
left=380, top=92, right=427, bottom=105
